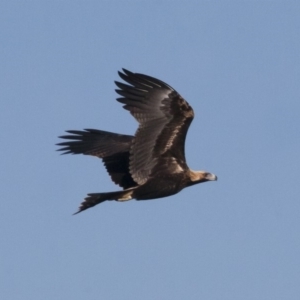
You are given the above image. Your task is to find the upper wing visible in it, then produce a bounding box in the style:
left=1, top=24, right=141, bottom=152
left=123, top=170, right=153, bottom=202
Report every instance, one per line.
left=57, top=129, right=136, bottom=189
left=57, top=129, right=132, bottom=156
left=115, top=69, right=194, bottom=185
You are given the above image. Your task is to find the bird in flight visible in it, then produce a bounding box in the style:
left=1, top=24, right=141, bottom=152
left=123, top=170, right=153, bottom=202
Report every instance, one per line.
left=57, top=69, right=217, bottom=214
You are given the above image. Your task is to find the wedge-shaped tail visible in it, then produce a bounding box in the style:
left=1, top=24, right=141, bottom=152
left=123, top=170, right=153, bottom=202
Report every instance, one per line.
left=73, top=187, right=137, bottom=214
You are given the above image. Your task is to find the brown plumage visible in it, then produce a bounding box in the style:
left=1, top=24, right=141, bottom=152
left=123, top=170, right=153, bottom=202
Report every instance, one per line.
left=57, top=69, right=217, bottom=214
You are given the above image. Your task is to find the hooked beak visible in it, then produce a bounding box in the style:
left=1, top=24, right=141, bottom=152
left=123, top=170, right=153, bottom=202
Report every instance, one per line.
left=206, top=173, right=218, bottom=181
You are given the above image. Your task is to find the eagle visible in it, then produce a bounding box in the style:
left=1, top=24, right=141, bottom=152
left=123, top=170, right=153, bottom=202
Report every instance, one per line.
left=57, top=69, right=217, bottom=214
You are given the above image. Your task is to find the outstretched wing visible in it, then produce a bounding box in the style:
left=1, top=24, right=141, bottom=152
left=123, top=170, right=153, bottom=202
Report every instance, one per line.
left=57, top=129, right=132, bottom=156
left=57, top=129, right=136, bottom=189
left=115, top=69, right=194, bottom=185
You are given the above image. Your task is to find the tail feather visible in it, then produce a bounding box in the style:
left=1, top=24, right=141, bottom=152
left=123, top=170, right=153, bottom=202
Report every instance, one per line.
left=73, top=188, right=136, bottom=215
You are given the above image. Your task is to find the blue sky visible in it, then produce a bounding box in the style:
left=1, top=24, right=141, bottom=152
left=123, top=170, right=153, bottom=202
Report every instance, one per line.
left=1, top=1, right=299, bottom=299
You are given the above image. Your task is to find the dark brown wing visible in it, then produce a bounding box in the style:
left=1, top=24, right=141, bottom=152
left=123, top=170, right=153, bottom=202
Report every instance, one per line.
left=57, top=129, right=136, bottom=189
left=57, top=129, right=132, bottom=156
left=115, top=69, right=194, bottom=185
left=102, top=152, right=136, bottom=189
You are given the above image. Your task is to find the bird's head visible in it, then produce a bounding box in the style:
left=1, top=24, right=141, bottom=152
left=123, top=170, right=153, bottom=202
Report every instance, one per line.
left=189, top=170, right=218, bottom=184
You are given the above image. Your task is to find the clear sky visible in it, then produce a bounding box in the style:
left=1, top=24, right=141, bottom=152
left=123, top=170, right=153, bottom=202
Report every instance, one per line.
left=1, top=1, right=299, bottom=300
